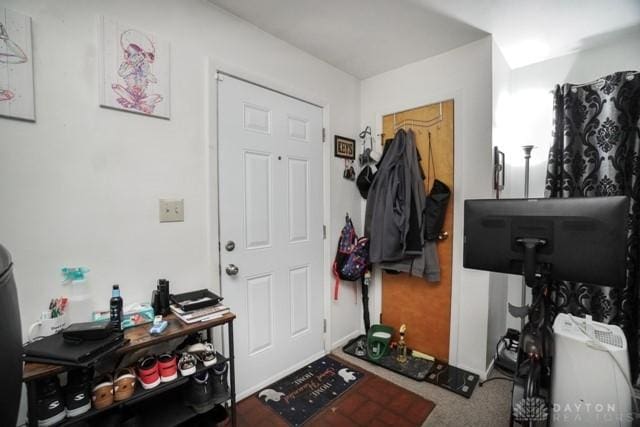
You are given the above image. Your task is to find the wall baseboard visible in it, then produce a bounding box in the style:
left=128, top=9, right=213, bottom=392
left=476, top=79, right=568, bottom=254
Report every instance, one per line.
left=482, top=356, right=496, bottom=381
left=331, top=330, right=363, bottom=350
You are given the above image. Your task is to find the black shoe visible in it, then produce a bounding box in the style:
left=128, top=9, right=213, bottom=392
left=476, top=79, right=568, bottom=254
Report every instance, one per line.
left=65, top=368, right=93, bottom=417
left=184, top=370, right=215, bottom=414
left=211, top=362, right=229, bottom=401
left=35, top=377, right=66, bottom=427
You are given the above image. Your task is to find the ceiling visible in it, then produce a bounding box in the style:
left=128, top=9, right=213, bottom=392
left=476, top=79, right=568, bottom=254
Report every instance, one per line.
left=209, top=0, right=640, bottom=79
left=412, top=0, right=640, bottom=69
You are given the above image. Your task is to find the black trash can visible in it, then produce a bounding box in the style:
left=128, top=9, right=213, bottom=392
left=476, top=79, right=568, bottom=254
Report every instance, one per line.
left=0, top=244, right=23, bottom=426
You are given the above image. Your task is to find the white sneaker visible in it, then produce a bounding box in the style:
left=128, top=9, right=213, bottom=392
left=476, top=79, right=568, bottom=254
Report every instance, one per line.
left=198, top=343, right=217, bottom=367
left=186, top=341, right=217, bottom=367
left=179, top=352, right=197, bottom=376
left=186, top=343, right=207, bottom=353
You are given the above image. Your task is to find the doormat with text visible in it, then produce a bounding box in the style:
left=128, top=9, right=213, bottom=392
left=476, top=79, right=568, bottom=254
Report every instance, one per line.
left=255, top=356, right=364, bottom=426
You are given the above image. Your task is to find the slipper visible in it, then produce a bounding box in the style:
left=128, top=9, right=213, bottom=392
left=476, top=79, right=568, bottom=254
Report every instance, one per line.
left=91, top=374, right=114, bottom=410
left=114, top=368, right=136, bottom=401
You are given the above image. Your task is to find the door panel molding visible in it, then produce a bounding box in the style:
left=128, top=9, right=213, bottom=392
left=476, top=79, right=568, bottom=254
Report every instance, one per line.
left=289, top=264, right=311, bottom=337
left=287, top=157, right=310, bottom=243
left=247, top=273, right=274, bottom=355
left=243, top=151, right=273, bottom=250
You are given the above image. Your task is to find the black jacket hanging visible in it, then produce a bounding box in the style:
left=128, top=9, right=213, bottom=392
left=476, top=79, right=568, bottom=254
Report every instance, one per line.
left=424, top=132, right=451, bottom=241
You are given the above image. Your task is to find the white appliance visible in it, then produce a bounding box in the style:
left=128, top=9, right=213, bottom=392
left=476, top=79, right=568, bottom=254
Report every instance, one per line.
left=552, top=313, right=632, bottom=426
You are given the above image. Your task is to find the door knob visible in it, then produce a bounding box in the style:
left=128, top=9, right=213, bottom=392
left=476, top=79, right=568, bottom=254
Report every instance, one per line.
left=225, top=264, right=239, bottom=276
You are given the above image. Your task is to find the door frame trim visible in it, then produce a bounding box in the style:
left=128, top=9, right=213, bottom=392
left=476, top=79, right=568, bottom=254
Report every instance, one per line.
left=207, top=57, right=333, bottom=355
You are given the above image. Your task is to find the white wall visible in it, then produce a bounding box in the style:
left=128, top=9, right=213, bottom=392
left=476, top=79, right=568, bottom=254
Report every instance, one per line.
left=360, top=37, right=494, bottom=376
left=486, top=40, right=511, bottom=363
left=0, top=0, right=361, bottom=396
left=503, top=26, right=640, bottom=329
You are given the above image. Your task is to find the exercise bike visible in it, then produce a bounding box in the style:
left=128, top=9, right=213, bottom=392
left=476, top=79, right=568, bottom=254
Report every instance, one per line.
left=509, top=239, right=554, bottom=427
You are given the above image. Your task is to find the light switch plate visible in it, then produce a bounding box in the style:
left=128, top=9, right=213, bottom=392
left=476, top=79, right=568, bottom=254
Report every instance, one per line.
left=159, top=199, right=184, bottom=222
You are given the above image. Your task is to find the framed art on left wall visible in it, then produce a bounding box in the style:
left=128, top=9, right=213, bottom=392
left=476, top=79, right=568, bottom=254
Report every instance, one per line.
left=0, top=7, right=35, bottom=122
left=99, top=16, right=171, bottom=119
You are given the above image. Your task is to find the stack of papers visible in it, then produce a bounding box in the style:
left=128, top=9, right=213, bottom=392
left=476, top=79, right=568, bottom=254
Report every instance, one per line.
left=170, top=303, right=229, bottom=324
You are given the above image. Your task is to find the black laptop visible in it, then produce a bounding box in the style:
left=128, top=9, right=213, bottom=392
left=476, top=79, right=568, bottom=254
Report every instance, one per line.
left=23, top=332, right=126, bottom=367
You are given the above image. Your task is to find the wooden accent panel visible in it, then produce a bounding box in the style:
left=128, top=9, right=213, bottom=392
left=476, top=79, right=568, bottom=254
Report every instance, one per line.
left=381, top=100, right=454, bottom=362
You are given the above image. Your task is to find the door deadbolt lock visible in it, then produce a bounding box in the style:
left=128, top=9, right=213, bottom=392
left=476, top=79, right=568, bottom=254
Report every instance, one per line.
left=225, top=264, right=239, bottom=276
left=225, top=241, right=235, bottom=252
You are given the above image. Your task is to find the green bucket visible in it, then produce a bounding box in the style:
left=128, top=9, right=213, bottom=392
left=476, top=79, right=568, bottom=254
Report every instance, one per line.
left=366, top=324, right=394, bottom=360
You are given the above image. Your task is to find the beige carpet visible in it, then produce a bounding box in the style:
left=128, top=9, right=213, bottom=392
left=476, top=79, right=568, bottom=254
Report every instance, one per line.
left=333, top=348, right=512, bottom=427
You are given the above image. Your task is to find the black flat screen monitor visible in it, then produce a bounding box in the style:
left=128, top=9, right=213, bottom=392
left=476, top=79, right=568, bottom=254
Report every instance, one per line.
left=463, top=196, right=629, bottom=287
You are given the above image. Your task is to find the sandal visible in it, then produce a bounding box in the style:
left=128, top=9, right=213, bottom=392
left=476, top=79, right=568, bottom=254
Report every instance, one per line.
left=114, top=368, right=136, bottom=401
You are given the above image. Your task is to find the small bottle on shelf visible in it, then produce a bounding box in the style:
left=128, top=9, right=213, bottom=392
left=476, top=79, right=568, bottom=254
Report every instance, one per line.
left=110, top=284, right=123, bottom=331
left=396, top=324, right=408, bottom=363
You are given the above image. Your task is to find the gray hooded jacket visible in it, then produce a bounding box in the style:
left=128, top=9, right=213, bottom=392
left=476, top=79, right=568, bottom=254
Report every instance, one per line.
left=365, top=129, right=426, bottom=263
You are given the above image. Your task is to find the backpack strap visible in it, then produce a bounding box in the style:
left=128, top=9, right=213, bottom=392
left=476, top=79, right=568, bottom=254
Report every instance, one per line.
left=426, top=131, right=436, bottom=190
left=333, top=260, right=340, bottom=300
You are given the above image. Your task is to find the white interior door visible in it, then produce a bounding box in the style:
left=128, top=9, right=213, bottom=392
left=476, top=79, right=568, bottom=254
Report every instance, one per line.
left=218, top=74, right=324, bottom=397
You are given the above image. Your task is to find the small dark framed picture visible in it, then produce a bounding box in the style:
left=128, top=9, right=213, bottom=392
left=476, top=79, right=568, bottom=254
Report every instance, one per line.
left=334, top=135, right=356, bottom=160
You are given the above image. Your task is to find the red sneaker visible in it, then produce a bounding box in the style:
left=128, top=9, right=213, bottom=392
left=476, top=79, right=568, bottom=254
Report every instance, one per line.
left=158, top=353, right=178, bottom=382
left=137, top=356, right=161, bottom=390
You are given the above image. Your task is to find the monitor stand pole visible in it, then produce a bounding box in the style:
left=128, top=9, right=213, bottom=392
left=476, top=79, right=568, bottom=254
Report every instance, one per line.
left=517, top=237, right=547, bottom=287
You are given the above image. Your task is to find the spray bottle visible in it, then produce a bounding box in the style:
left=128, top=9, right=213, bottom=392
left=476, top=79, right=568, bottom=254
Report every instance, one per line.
left=61, top=267, right=92, bottom=324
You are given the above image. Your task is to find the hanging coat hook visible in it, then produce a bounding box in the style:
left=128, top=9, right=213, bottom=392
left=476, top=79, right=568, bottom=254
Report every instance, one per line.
left=359, top=126, right=372, bottom=139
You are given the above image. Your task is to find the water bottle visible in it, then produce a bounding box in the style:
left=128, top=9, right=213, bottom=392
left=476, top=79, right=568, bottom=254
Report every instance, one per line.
left=110, top=284, right=123, bottom=331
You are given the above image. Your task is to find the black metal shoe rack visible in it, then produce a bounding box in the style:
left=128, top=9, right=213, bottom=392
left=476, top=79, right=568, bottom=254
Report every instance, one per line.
left=22, top=313, right=237, bottom=427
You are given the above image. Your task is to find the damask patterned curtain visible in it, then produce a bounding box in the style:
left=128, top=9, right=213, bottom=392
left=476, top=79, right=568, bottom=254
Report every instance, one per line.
left=545, top=70, right=640, bottom=381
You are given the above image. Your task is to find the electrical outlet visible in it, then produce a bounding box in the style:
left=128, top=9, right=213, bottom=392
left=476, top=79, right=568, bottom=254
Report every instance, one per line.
left=159, top=199, right=184, bottom=222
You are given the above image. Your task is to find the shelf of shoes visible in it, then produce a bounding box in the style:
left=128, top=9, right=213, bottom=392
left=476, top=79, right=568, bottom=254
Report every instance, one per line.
left=60, top=353, right=230, bottom=426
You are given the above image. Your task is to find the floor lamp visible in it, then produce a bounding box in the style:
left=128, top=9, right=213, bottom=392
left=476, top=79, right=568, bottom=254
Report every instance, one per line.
left=520, top=145, right=534, bottom=331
